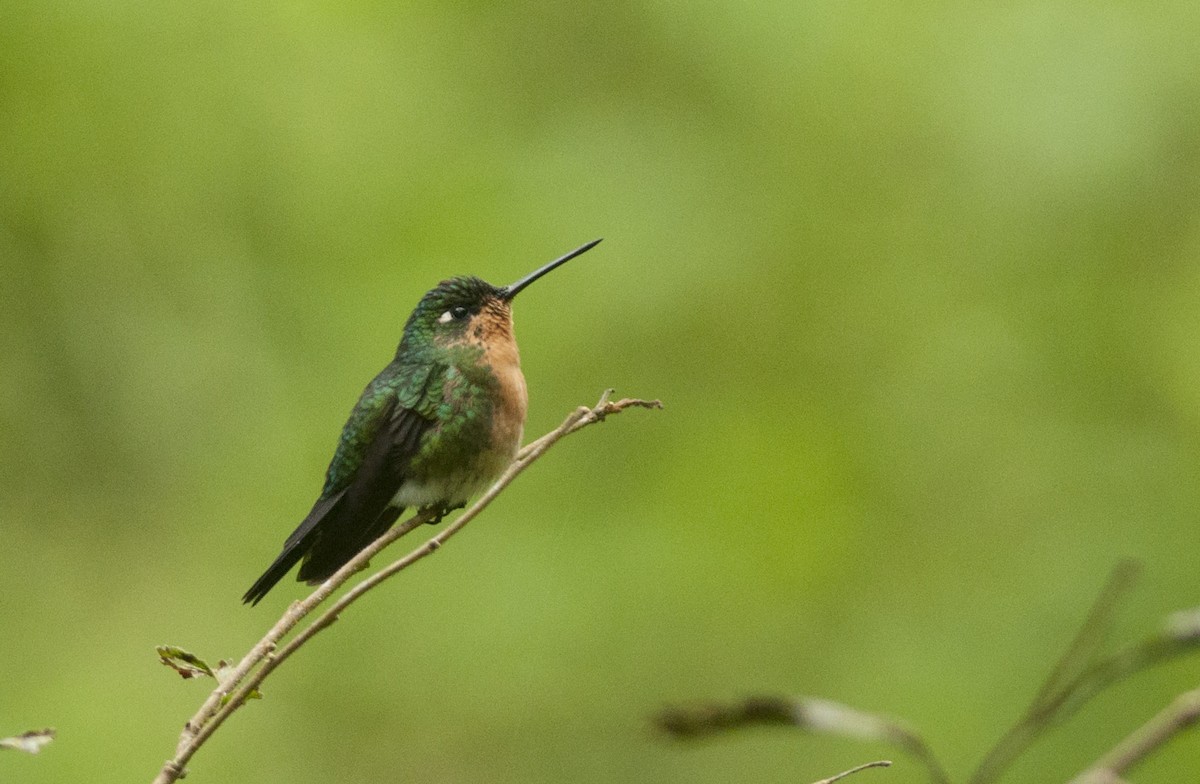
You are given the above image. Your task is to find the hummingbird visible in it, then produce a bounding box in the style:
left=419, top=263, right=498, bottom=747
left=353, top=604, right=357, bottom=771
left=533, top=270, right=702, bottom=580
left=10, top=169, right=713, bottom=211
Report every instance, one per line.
left=242, top=239, right=602, bottom=605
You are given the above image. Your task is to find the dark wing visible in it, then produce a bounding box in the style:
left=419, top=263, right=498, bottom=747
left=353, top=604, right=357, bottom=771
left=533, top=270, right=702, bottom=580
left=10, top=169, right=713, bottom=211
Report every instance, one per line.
left=295, top=399, right=432, bottom=583
left=242, top=391, right=436, bottom=605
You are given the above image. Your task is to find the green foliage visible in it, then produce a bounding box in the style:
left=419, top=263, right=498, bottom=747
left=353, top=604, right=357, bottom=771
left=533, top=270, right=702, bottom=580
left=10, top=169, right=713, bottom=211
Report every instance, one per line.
left=156, top=646, right=218, bottom=681
left=156, top=645, right=262, bottom=707
left=3, top=2, right=1200, bottom=783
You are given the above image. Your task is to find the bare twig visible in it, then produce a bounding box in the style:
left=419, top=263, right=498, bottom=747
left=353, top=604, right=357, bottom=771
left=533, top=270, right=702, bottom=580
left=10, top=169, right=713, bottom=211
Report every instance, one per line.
left=152, top=391, right=662, bottom=784
left=1030, top=561, right=1141, bottom=713
left=1068, top=687, right=1200, bottom=784
left=811, top=760, right=892, bottom=784
left=969, top=562, right=1138, bottom=784
left=656, top=696, right=948, bottom=784
left=1043, top=612, right=1200, bottom=723
left=0, top=729, right=55, bottom=754
left=654, top=563, right=1200, bottom=784
left=970, top=563, right=1200, bottom=784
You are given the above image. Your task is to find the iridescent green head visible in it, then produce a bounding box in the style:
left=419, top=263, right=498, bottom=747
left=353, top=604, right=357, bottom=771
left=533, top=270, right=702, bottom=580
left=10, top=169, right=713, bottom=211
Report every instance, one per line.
left=397, top=239, right=602, bottom=354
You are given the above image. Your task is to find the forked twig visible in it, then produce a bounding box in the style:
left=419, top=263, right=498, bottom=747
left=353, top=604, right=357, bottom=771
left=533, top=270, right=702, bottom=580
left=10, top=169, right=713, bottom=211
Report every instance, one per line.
left=657, top=561, right=1200, bottom=784
left=152, top=391, right=662, bottom=784
left=969, top=562, right=1200, bottom=784
left=968, top=562, right=1140, bottom=784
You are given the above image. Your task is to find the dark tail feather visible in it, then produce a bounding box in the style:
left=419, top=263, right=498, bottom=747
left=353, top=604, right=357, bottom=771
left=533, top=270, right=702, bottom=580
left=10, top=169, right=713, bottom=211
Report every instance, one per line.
left=242, top=491, right=347, bottom=606
left=296, top=506, right=403, bottom=585
left=242, top=543, right=308, bottom=606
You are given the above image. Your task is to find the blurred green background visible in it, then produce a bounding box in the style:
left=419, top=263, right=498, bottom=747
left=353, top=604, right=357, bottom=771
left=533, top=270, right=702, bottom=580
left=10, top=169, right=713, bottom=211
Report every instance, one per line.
left=3, top=2, right=1200, bottom=782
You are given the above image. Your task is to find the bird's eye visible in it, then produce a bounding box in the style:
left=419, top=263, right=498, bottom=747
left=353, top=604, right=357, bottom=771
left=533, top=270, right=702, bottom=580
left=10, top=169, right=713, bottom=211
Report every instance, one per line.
left=438, top=306, right=470, bottom=324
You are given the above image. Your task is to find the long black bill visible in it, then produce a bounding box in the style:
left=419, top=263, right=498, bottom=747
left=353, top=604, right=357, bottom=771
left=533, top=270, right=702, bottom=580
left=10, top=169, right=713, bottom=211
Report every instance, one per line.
left=500, top=238, right=602, bottom=301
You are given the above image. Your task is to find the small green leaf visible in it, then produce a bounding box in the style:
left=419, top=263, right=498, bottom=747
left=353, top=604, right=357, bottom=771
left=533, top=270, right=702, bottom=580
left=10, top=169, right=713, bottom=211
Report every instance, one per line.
left=157, top=645, right=214, bottom=680
left=0, top=729, right=55, bottom=754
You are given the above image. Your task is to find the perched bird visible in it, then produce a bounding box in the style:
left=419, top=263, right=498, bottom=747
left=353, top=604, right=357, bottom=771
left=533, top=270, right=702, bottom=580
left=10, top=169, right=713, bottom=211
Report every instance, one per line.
left=242, top=239, right=601, bottom=605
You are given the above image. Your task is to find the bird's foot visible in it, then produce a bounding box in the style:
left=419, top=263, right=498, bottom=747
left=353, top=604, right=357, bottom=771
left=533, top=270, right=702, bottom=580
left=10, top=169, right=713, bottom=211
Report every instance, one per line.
left=422, top=502, right=465, bottom=525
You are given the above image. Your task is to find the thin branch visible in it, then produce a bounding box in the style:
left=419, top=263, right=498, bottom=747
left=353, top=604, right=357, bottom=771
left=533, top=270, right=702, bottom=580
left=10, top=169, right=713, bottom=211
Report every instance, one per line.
left=811, top=760, right=892, bottom=784
left=655, top=696, right=948, bottom=784
left=1029, top=561, right=1141, bottom=713
left=969, top=563, right=1200, bottom=784
left=1045, top=611, right=1200, bottom=722
left=651, top=564, right=1200, bottom=784
left=1068, top=686, right=1200, bottom=784
left=159, top=507, right=437, bottom=775
left=968, top=561, right=1139, bottom=784
left=152, top=391, right=662, bottom=784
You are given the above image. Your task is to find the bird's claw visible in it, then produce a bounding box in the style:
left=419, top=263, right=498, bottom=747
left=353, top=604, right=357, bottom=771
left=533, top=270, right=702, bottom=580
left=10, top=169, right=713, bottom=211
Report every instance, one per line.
left=423, top=502, right=465, bottom=525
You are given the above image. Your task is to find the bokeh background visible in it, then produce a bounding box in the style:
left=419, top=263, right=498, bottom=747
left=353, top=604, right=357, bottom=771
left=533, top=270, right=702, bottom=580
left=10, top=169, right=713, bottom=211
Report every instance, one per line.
left=3, top=2, right=1200, bottom=782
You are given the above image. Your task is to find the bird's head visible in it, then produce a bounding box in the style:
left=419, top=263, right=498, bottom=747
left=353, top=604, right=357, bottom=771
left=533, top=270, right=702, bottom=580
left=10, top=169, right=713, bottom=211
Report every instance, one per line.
left=398, top=239, right=602, bottom=356
left=406, top=275, right=511, bottom=352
